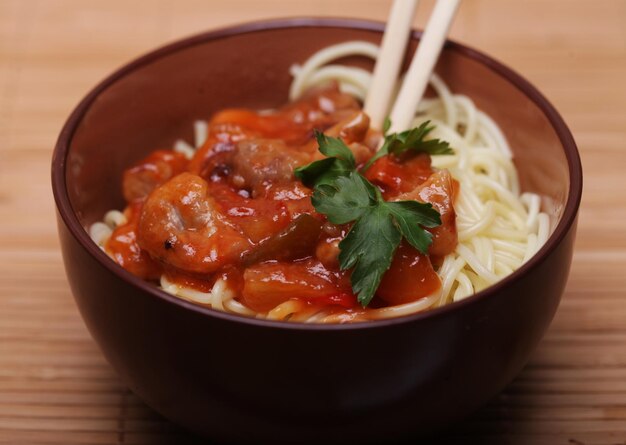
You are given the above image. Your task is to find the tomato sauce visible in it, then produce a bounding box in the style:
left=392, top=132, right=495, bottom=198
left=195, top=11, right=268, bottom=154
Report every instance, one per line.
left=104, top=82, right=459, bottom=315
left=365, top=152, right=434, bottom=197
left=123, top=149, right=188, bottom=202
left=105, top=202, right=162, bottom=280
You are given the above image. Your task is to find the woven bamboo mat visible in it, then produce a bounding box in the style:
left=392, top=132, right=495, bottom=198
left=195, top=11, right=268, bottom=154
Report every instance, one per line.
left=1, top=0, right=625, bottom=443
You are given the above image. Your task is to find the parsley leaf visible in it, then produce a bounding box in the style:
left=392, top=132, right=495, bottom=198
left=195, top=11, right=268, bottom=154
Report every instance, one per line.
left=387, top=120, right=453, bottom=156
left=294, top=131, right=355, bottom=187
left=338, top=204, right=402, bottom=306
left=307, top=172, right=442, bottom=306
left=386, top=201, right=441, bottom=253
left=382, top=116, right=392, bottom=135
left=295, top=125, right=449, bottom=307
left=311, top=173, right=376, bottom=224
left=315, top=130, right=355, bottom=162
left=363, top=120, right=454, bottom=171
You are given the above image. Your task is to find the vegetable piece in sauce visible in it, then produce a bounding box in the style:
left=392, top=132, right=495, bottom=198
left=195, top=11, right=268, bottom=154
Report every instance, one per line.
left=242, top=214, right=323, bottom=266
left=376, top=243, right=441, bottom=306
left=242, top=259, right=354, bottom=312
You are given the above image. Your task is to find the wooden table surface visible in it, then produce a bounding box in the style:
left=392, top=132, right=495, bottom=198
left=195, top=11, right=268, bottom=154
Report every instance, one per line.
left=1, top=0, right=625, bottom=443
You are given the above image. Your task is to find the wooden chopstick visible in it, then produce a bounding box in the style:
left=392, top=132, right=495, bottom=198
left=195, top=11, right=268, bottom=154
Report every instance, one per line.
left=388, top=0, right=461, bottom=133
left=363, top=0, right=419, bottom=130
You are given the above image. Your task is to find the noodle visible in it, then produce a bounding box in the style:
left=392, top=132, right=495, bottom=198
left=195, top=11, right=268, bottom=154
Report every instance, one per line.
left=90, top=41, right=550, bottom=322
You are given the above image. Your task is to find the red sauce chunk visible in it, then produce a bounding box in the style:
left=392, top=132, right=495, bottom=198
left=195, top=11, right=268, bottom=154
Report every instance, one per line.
left=365, top=152, right=434, bottom=197
left=105, top=203, right=162, bottom=280
left=123, top=150, right=188, bottom=202
left=376, top=243, right=441, bottom=306
left=104, top=82, right=459, bottom=317
left=395, top=169, right=459, bottom=257
left=242, top=259, right=356, bottom=312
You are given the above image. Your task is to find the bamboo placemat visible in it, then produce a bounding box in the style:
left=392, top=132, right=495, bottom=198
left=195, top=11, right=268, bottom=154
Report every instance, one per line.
left=1, top=0, right=625, bottom=443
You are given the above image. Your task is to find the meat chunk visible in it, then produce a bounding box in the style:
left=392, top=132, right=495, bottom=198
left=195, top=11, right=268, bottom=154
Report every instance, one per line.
left=210, top=82, right=361, bottom=145
left=283, top=80, right=361, bottom=125
left=230, top=139, right=311, bottom=197
left=187, top=122, right=258, bottom=179
left=306, top=111, right=374, bottom=165
left=122, top=150, right=188, bottom=202
left=137, top=173, right=251, bottom=274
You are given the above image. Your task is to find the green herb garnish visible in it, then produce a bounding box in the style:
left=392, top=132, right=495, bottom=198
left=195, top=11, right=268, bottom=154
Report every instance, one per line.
left=296, top=127, right=446, bottom=307
left=312, top=171, right=440, bottom=306
left=294, top=131, right=355, bottom=187
left=363, top=120, right=453, bottom=171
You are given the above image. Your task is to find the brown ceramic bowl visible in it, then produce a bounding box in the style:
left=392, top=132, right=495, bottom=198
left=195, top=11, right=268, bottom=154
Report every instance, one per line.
left=52, top=18, right=582, bottom=444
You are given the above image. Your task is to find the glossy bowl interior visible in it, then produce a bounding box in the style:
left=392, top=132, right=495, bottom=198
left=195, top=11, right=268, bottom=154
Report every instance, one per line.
left=52, top=18, right=582, bottom=444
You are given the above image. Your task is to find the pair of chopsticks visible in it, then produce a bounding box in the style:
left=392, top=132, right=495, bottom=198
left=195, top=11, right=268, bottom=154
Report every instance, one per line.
left=364, top=0, right=461, bottom=133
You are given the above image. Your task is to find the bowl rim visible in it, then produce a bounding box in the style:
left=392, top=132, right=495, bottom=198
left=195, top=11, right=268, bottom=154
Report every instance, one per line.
left=52, top=17, right=583, bottom=331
